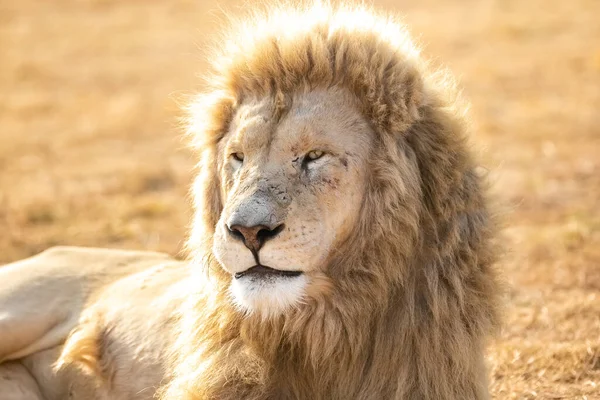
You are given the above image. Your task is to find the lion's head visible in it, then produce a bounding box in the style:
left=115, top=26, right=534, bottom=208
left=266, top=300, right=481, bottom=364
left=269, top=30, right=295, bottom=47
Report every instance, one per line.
left=212, top=88, right=373, bottom=316
left=187, top=5, right=432, bottom=319
left=165, top=3, right=500, bottom=399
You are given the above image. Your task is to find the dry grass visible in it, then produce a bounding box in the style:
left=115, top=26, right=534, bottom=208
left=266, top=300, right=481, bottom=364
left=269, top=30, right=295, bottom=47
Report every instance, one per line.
left=1, top=0, right=599, bottom=398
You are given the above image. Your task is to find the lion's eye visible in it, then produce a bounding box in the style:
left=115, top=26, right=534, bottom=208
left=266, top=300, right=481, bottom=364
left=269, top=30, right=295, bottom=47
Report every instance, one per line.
left=305, top=150, right=324, bottom=162
left=231, top=152, right=244, bottom=162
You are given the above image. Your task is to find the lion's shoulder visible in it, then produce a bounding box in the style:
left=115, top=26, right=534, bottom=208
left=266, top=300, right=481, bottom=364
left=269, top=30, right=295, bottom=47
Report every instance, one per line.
left=0, top=246, right=178, bottom=362
left=56, top=259, right=189, bottom=399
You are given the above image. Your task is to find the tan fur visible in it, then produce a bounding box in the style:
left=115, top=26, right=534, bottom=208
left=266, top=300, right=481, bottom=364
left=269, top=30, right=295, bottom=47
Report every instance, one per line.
left=0, top=247, right=178, bottom=400
left=0, top=247, right=173, bottom=363
left=161, top=3, right=502, bottom=400
left=53, top=259, right=188, bottom=400
left=0, top=361, right=44, bottom=400
left=0, top=3, right=502, bottom=399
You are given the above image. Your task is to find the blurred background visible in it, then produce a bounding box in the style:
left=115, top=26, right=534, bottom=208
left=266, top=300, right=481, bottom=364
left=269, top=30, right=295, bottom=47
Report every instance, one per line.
left=1, top=0, right=598, bottom=397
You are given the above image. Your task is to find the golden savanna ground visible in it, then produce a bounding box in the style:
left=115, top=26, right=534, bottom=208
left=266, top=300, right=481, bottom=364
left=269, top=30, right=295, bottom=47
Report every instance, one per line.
left=1, top=0, right=598, bottom=398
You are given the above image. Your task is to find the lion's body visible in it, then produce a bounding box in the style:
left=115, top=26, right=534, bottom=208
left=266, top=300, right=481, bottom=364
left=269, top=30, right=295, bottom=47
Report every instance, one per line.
left=0, top=3, right=501, bottom=400
left=0, top=247, right=186, bottom=400
left=0, top=246, right=174, bottom=363
left=0, top=360, right=45, bottom=400
left=56, top=257, right=188, bottom=399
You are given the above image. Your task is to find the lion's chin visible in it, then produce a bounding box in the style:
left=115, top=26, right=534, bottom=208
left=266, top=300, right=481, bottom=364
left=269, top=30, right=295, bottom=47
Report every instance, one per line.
left=230, top=272, right=308, bottom=319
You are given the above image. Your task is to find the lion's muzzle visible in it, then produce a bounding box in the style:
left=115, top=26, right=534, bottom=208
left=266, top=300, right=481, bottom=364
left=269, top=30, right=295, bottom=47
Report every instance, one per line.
left=225, top=184, right=288, bottom=254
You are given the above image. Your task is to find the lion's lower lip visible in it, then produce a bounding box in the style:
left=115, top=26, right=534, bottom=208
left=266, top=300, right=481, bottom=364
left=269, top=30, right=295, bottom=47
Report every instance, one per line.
left=234, top=265, right=303, bottom=279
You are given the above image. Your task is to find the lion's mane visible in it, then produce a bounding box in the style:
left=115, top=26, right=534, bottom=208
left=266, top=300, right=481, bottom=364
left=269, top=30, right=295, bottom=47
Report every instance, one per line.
left=162, top=3, right=501, bottom=399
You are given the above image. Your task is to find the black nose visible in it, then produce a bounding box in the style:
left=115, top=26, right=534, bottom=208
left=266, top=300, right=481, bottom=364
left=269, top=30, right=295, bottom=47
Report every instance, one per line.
left=227, top=223, right=284, bottom=253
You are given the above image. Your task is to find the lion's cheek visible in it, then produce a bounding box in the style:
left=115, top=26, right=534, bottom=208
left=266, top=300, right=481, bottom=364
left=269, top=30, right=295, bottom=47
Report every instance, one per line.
left=319, top=175, right=365, bottom=247
left=259, top=219, right=335, bottom=272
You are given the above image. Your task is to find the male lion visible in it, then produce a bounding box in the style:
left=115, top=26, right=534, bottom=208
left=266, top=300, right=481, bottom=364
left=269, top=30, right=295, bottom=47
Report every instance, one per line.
left=0, top=3, right=501, bottom=400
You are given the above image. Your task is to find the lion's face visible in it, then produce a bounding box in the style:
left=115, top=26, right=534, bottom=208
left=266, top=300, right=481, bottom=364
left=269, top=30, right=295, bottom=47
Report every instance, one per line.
left=212, top=88, right=373, bottom=317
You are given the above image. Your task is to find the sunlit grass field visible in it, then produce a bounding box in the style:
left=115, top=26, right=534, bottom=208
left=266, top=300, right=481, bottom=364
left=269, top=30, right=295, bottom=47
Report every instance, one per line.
left=1, top=0, right=599, bottom=397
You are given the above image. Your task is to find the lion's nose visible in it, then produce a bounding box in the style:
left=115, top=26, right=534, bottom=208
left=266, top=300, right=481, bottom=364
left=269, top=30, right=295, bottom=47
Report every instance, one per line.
left=227, top=223, right=284, bottom=253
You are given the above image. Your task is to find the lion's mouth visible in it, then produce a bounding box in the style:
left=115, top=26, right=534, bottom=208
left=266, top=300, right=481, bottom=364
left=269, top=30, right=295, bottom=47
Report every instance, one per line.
left=234, top=265, right=303, bottom=279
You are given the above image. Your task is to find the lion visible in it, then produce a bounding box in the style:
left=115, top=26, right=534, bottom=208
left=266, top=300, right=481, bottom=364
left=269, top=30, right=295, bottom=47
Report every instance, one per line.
left=156, top=3, right=502, bottom=399
left=0, top=247, right=185, bottom=399
left=0, top=3, right=501, bottom=400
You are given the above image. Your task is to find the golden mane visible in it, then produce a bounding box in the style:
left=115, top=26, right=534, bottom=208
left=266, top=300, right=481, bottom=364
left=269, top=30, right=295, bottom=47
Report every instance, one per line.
left=163, top=3, right=502, bottom=399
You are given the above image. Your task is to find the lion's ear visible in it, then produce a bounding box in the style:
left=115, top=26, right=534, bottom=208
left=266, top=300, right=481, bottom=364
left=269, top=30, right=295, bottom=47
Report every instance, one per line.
left=362, top=56, right=427, bottom=134
left=394, top=67, right=426, bottom=129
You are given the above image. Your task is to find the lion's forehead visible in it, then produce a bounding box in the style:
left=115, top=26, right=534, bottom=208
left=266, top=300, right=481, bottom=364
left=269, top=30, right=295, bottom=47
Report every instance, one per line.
left=227, top=88, right=373, bottom=161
